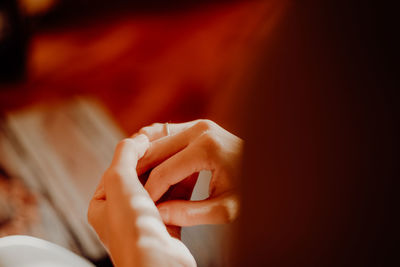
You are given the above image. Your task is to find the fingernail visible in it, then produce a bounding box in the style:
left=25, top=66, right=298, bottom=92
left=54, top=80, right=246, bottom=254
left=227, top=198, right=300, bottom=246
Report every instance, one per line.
left=158, top=206, right=169, bottom=223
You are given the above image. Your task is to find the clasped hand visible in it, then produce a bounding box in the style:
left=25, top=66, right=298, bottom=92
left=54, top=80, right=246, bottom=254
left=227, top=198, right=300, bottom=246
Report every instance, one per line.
left=88, top=120, right=243, bottom=267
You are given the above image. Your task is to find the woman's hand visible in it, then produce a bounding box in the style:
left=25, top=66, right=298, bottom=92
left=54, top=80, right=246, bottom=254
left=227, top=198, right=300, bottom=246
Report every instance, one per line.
left=136, top=119, right=243, bottom=227
left=87, top=135, right=196, bottom=267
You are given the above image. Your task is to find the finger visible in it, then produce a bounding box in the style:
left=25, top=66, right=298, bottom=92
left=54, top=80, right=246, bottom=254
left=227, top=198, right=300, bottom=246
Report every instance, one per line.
left=106, top=134, right=151, bottom=198
left=137, top=128, right=192, bottom=175
left=157, top=193, right=240, bottom=226
left=137, top=120, right=212, bottom=175
left=104, top=134, right=149, bottom=199
left=132, top=123, right=165, bottom=141
left=110, top=134, right=149, bottom=170
left=156, top=173, right=199, bottom=204
left=87, top=198, right=108, bottom=245
left=105, top=136, right=169, bottom=239
left=133, top=120, right=200, bottom=141
left=144, top=142, right=212, bottom=202
left=88, top=134, right=150, bottom=243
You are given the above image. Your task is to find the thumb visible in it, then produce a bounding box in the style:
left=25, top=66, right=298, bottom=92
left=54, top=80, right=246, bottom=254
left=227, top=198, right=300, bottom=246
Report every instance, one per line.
left=110, top=134, right=149, bottom=170
left=157, top=193, right=239, bottom=226
left=105, top=134, right=150, bottom=199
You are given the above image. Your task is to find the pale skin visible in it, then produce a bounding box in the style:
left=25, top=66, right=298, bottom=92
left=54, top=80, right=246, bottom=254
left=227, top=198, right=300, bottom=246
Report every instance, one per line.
left=88, top=119, right=243, bottom=266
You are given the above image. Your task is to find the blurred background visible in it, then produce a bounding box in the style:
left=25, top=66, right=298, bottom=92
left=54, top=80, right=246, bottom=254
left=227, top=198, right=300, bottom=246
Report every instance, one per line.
left=0, top=0, right=284, bottom=133
left=0, top=0, right=285, bottom=266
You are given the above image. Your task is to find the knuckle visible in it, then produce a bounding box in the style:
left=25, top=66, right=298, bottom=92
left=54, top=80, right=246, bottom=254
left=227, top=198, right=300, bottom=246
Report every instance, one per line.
left=136, top=236, right=156, bottom=250
left=150, top=122, right=162, bottom=127
left=116, top=138, right=134, bottom=149
left=178, top=205, right=188, bottom=218
left=139, top=126, right=151, bottom=136
left=139, top=123, right=162, bottom=136
left=195, top=132, right=221, bottom=166
left=220, top=196, right=239, bottom=223
left=104, top=167, right=124, bottom=183
left=201, top=132, right=221, bottom=151
left=195, top=119, right=215, bottom=132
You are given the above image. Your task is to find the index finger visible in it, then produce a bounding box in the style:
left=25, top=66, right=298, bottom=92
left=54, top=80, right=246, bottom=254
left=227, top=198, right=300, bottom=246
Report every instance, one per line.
left=133, top=120, right=201, bottom=141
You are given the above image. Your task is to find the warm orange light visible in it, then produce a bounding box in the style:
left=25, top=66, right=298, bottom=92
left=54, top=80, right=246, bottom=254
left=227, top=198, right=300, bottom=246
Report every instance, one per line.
left=19, top=0, right=56, bottom=16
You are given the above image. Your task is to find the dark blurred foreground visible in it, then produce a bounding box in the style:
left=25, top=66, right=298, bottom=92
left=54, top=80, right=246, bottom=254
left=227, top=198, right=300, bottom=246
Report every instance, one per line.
left=235, top=1, right=397, bottom=267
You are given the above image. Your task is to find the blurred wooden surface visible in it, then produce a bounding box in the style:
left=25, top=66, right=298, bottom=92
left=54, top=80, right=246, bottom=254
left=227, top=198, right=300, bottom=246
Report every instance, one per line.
left=0, top=0, right=284, bottom=135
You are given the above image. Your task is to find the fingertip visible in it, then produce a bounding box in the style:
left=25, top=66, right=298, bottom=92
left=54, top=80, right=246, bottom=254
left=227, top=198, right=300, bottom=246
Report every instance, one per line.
left=156, top=201, right=188, bottom=226
left=131, top=134, right=150, bottom=159
left=157, top=204, right=170, bottom=224
left=155, top=197, right=237, bottom=226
